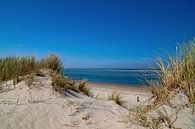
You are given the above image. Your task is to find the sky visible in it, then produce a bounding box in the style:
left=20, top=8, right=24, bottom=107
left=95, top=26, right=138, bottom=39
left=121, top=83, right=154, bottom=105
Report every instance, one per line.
left=0, top=0, right=195, bottom=68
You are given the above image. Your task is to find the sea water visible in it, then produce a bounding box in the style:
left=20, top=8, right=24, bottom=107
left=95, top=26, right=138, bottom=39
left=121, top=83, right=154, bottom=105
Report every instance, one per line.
left=64, top=69, right=158, bottom=86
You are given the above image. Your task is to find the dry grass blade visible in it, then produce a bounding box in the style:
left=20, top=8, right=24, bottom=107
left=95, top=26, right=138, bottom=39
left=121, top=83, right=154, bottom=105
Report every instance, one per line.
left=150, top=40, right=195, bottom=105
left=52, top=73, right=76, bottom=93
left=108, top=90, right=126, bottom=107
left=78, top=81, right=91, bottom=96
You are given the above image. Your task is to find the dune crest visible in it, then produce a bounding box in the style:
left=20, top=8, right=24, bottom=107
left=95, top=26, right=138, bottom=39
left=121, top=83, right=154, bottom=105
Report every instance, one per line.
left=0, top=70, right=128, bottom=129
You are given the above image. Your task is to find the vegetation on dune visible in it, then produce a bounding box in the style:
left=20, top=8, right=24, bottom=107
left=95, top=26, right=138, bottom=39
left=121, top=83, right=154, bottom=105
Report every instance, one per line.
left=39, top=54, right=64, bottom=74
left=0, top=54, right=92, bottom=96
left=108, top=90, right=126, bottom=107
left=129, top=39, right=195, bottom=129
left=129, top=105, right=181, bottom=129
left=78, top=81, right=91, bottom=96
left=150, top=40, right=195, bottom=105
left=52, top=72, right=77, bottom=93
left=0, top=54, right=63, bottom=84
left=52, top=75, right=91, bottom=96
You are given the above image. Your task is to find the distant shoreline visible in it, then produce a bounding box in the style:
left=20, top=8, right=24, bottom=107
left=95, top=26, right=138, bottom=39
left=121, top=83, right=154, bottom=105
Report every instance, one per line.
left=65, top=68, right=159, bottom=72
left=64, top=68, right=157, bottom=86
left=75, top=80, right=150, bottom=93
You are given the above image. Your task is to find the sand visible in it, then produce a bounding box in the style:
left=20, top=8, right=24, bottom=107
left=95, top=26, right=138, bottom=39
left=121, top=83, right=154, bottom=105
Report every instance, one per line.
left=86, top=82, right=152, bottom=108
left=1, top=71, right=194, bottom=129
left=0, top=71, right=149, bottom=129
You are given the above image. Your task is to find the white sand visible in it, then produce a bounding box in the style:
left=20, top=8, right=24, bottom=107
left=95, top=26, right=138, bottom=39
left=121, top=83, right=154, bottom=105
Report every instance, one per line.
left=1, top=71, right=194, bottom=129
left=0, top=72, right=138, bottom=129
left=87, top=83, right=152, bottom=108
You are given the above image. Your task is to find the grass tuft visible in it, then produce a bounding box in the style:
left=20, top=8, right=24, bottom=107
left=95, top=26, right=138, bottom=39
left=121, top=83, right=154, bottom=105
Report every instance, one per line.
left=38, top=54, right=63, bottom=74
left=25, top=73, right=34, bottom=88
left=150, top=40, right=195, bottom=105
left=129, top=106, right=161, bottom=129
left=0, top=54, right=63, bottom=85
left=78, top=81, right=91, bottom=96
left=108, top=90, right=126, bottom=107
left=52, top=73, right=76, bottom=93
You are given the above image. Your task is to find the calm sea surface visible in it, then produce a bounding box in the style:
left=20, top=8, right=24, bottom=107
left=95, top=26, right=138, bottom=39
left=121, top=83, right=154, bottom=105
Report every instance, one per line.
left=64, top=69, right=158, bottom=86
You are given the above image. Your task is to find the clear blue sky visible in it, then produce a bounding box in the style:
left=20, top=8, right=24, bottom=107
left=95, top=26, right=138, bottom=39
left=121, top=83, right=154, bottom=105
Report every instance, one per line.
left=0, top=0, right=195, bottom=68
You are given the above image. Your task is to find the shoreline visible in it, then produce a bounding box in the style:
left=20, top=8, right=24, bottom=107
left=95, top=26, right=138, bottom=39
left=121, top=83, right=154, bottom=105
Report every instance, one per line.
left=75, top=80, right=150, bottom=93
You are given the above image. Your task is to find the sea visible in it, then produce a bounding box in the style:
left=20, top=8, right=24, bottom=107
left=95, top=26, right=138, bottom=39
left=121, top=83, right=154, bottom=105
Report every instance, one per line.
left=64, top=69, right=158, bottom=86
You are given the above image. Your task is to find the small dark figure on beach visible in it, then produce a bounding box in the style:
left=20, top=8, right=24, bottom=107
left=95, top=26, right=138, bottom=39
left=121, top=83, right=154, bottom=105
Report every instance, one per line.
left=136, top=95, right=140, bottom=102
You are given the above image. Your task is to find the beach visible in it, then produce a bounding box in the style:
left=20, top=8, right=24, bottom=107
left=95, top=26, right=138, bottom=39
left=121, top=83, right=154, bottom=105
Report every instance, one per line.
left=87, top=82, right=150, bottom=93
left=0, top=69, right=194, bottom=129
left=86, top=82, right=152, bottom=108
left=0, top=70, right=152, bottom=129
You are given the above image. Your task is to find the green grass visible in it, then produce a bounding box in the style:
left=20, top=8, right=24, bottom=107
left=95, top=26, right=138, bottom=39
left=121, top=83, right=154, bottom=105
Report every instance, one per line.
left=38, top=54, right=64, bottom=74
left=0, top=54, right=92, bottom=95
left=0, top=54, right=63, bottom=85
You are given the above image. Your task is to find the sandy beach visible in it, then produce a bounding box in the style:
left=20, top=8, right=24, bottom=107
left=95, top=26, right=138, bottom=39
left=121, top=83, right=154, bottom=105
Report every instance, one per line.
left=1, top=70, right=194, bottom=129
left=87, top=82, right=150, bottom=93
left=0, top=71, right=151, bottom=129
left=85, top=82, right=152, bottom=108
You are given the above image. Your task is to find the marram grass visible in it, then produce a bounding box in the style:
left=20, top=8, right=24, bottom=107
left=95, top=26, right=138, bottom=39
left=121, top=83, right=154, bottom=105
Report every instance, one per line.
left=150, top=39, right=195, bottom=105
left=0, top=54, right=63, bottom=84
left=0, top=54, right=92, bottom=96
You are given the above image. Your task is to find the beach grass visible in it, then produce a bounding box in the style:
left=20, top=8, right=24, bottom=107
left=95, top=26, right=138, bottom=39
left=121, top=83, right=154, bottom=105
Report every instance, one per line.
left=128, top=39, right=195, bottom=129
left=150, top=40, right=195, bottom=105
left=52, top=72, right=77, bottom=93
left=78, top=81, right=91, bottom=96
left=0, top=54, right=63, bottom=84
left=108, top=90, right=126, bottom=107
left=0, top=54, right=93, bottom=96
left=129, top=106, right=160, bottom=129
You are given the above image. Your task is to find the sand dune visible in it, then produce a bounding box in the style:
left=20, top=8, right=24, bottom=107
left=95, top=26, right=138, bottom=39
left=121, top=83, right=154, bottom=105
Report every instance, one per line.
left=1, top=70, right=194, bottom=129
left=0, top=72, right=130, bottom=129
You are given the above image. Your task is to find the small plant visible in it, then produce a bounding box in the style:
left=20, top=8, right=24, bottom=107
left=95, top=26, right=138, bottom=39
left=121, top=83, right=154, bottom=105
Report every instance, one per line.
left=78, top=81, right=91, bottom=96
left=39, top=54, right=63, bottom=74
left=93, top=94, right=101, bottom=100
left=52, top=73, right=77, bottom=93
left=25, top=73, right=34, bottom=88
left=108, top=90, right=126, bottom=107
left=129, top=106, right=161, bottom=129
left=129, top=105, right=181, bottom=129
left=0, top=81, right=2, bottom=92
